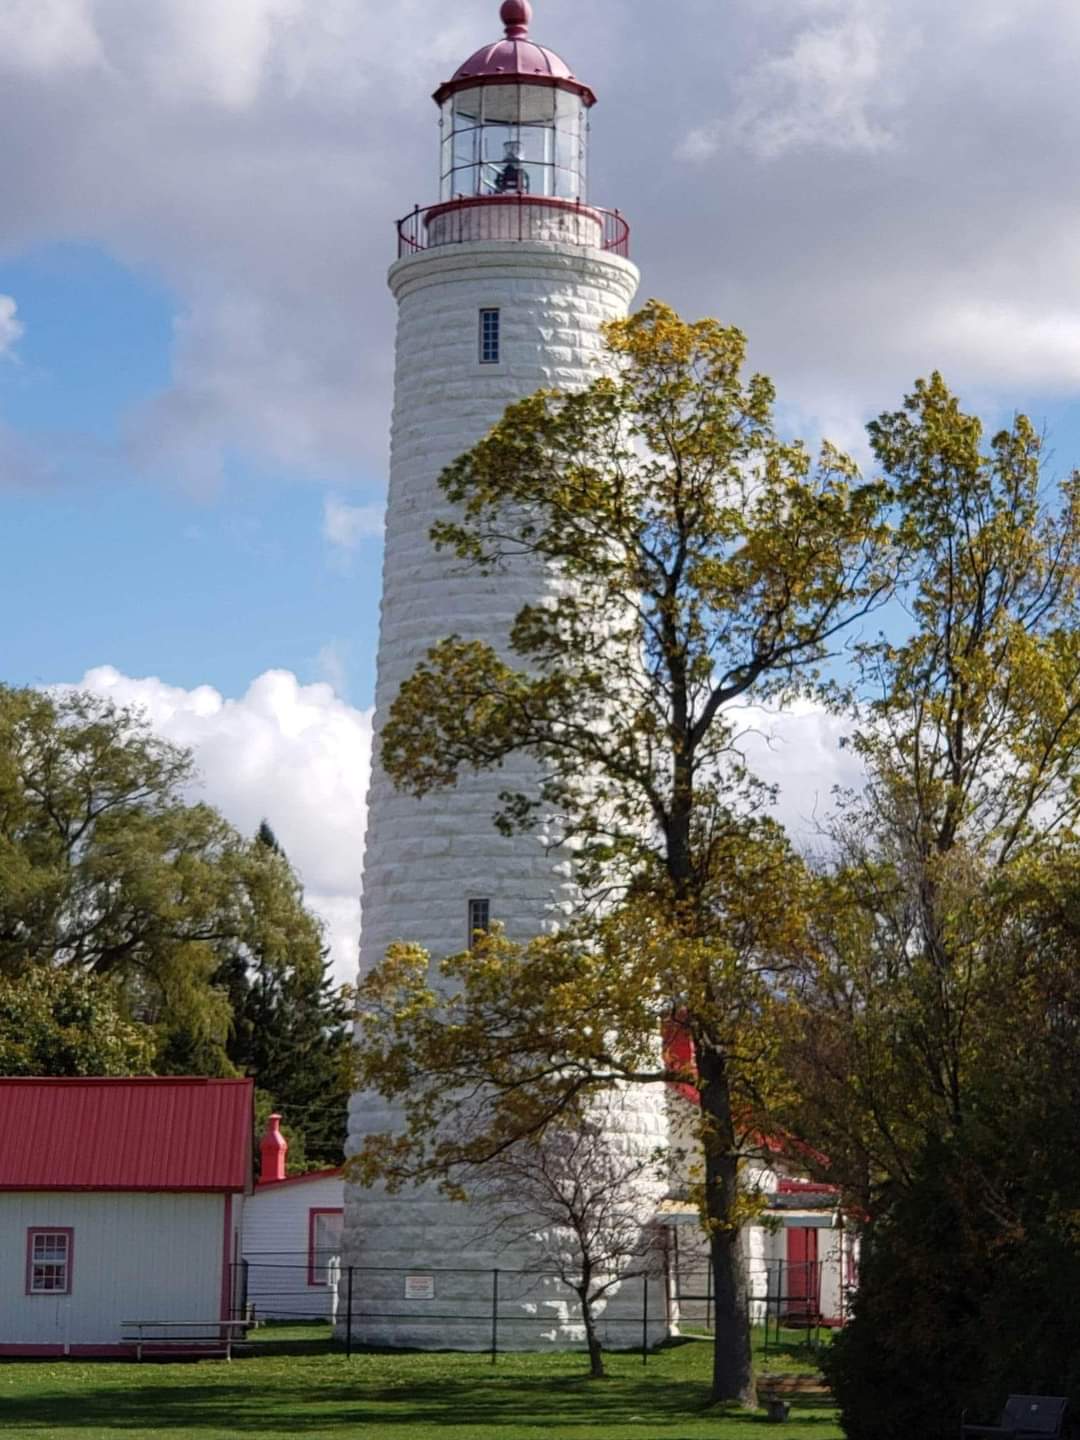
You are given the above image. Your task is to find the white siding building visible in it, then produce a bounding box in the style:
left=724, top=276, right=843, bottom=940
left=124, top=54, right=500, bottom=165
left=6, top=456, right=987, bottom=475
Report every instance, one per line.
left=0, top=1078, right=252, bottom=1358
left=241, top=1115, right=344, bottom=1321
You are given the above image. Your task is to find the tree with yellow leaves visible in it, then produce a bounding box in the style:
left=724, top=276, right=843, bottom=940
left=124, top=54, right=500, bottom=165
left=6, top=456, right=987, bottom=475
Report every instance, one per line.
left=353, top=302, right=895, bottom=1406
left=783, top=373, right=1080, bottom=1201
left=773, top=377, right=1080, bottom=1439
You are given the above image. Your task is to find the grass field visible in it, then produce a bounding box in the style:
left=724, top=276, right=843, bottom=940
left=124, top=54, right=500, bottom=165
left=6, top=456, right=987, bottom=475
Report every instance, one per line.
left=0, top=1327, right=841, bottom=1440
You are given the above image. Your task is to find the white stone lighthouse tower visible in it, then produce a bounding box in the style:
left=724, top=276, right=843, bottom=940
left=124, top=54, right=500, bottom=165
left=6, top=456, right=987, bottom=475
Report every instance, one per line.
left=345, top=1, right=667, bottom=1349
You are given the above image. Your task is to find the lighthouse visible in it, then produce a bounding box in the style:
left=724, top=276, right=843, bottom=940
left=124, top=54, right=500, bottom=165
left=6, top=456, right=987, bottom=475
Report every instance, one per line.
left=345, top=0, right=668, bottom=1349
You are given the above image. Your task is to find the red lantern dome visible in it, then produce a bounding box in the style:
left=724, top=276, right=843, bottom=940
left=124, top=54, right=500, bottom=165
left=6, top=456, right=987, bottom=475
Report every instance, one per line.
left=434, top=0, right=596, bottom=108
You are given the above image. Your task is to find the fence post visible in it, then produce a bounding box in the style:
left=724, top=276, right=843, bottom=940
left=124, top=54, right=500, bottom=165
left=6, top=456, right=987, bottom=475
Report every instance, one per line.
left=642, top=1272, right=649, bottom=1366
left=491, top=1269, right=499, bottom=1366
left=346, top=1266, right=354, bottom=1360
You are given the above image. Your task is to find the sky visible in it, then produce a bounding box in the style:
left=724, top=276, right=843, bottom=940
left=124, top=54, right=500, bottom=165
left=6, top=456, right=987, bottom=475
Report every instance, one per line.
left=3, top=0, right=1080, bottom=981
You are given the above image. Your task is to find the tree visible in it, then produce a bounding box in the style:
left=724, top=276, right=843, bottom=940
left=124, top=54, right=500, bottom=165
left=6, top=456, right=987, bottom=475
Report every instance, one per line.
left=818, top=864, right=1080, bottom=1440
left=0, top=966, right=155, bottom=1076
left=771, top=377, right=1080, bottom=1436
left=466, top=1096, right=667, bottom=1379
left=354, top=302, right=895, bottom=1405
left=0, top=685, right=327, bottom=1073
left=782, top=373, right=1080, bottom=1197
left=217, top=821, right=352, bottom=1170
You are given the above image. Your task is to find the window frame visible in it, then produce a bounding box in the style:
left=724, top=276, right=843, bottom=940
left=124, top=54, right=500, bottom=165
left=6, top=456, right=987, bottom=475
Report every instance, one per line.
left=307, top=1207, right=344, bottom=1288
left=468, top=897, right=492, bottom=945
left=479, top=308, right=501, bottom=365
left=25, top=1228, right=74, bottom=1297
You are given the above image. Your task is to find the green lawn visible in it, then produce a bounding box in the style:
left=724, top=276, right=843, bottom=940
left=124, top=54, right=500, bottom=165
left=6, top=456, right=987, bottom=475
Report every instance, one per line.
left=0, top=1327, right=841, bottom=1439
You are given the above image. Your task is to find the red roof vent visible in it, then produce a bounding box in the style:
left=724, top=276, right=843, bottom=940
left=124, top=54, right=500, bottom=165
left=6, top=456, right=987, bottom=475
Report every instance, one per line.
left=259, top=1113, right=288, bottom=1185
left=500, top=0, right=532, bottom=39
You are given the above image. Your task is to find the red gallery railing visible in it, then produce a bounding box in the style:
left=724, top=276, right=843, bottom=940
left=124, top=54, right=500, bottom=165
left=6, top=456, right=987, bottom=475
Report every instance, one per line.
left=396, top=195, right=631, bottom=259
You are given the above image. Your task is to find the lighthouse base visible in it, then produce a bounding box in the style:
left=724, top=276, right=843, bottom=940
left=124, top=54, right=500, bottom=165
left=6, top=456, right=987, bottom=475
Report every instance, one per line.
left=343, top=1087, right=672, bottom=1352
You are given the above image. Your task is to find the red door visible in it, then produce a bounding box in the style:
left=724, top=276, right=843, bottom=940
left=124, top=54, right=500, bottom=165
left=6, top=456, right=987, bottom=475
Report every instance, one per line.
left=785, top=1226, right=820, bottom=1323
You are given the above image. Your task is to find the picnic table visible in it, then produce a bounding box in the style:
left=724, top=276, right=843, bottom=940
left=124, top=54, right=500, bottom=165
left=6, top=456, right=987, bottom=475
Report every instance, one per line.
left=120, top=1319, right=255, bottom=1362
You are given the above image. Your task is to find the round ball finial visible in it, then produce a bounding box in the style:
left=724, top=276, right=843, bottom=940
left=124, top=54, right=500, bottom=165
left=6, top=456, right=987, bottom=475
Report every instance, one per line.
left=501, top=0, right=532, bottom=39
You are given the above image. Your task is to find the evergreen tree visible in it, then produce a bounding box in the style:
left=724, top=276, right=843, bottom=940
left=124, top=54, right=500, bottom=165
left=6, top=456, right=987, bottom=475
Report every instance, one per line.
left=221, top=822, right=352, bottom=1170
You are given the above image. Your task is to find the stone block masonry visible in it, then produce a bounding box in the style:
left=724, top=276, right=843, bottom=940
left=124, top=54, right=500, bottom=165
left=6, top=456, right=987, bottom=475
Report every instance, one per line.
left=345, top=240, right=671, bottom=1350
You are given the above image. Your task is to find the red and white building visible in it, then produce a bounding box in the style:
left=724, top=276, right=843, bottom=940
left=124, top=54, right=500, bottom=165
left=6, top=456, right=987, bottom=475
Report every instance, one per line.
left=661, top=1022, right=859, bottom=1331
left=240, top=1115, right=344, bottom=1321
left=0, top=1077, right=252, bottom=1357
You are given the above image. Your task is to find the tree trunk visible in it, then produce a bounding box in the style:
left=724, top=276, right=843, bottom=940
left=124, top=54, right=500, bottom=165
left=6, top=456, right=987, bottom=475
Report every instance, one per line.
left=698, top=1046, right=756, bottom=1408
left=577, top=1285, right=606, bottom=1379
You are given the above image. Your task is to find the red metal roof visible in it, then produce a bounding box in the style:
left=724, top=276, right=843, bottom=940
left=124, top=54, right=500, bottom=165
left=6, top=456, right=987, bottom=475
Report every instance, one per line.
left=0, top=1078, right=253, bottom=1193
left=434, top=1, right=597, bottom=107
left=777, top=1178, right=841, bottom=1196
left=256, top=1167, right=344, bottom=1191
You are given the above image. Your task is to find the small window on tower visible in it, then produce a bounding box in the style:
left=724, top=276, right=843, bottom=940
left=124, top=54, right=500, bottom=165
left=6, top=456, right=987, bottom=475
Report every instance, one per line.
left=479, top=308, right=500, bottom=364
left=468, top=898, right=492, bottom=944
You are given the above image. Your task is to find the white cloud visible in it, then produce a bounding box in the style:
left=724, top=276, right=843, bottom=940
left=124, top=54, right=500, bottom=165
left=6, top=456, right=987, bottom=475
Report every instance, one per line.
left=920, top=303, right=1080, bottom=390
left=53, top=661, right=870, bottom=988
left=323, top=496, right=385, bottom=550
left=0, top=297, right=23, bottom=359
left=315, top=640, right=349, bottom=695
left=734, top=699, right=864, bottom=850
left=66, top=666, right=372, bottom=986
left=656, top=0, right=1080, bottom=441
left=4, top=0, right=1080, bottom=493
left=132, top=0, right=304, bottom=112
left=60, top=666, right=865, bottom=987
left=685, top=0, right=909, bottom=161
left=0, top=0, right=102, bottom=76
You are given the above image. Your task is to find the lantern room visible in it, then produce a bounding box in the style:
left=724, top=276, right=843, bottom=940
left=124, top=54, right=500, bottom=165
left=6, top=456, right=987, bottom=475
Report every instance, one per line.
left=434, top=0, right=594, bottom=204
left=397, top=0, right=629, bottom=258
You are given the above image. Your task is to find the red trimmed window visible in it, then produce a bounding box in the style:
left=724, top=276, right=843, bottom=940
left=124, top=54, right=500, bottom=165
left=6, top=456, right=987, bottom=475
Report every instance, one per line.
left=26, top=1229, right=74, bottom=1295
left=307, top=1209, right=343, bottom=1287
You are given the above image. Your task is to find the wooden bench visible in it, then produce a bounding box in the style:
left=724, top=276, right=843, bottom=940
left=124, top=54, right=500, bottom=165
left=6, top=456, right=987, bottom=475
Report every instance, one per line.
left=961, top=1395, right=1069, bottom=1439
left=759, top=1373, right=832, bottom=1424
left=121, top=1320, right=254, bottom=1362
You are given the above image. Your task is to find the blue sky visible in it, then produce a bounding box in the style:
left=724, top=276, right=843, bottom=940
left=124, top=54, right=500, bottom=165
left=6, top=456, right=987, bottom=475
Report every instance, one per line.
left=4, top=0, right=1080, bottom=977
left=5, top=238, right=1077, bottom=707
left=2, top=246, right=383, bottom=703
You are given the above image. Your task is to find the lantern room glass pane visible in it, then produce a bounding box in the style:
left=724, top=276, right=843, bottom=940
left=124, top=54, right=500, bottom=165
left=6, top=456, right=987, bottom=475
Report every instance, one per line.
left=439, top=84, right=588, bottom=202
left=453, top=123, right=479, bottom=177
left=555, top=88, right=586, bottom=197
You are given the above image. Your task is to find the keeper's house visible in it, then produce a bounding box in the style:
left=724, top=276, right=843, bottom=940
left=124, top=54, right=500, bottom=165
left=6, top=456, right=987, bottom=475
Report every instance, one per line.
left=240, top=1114, right=344, bottom=1321
left=0, top=1077, right=252, bottom=1357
